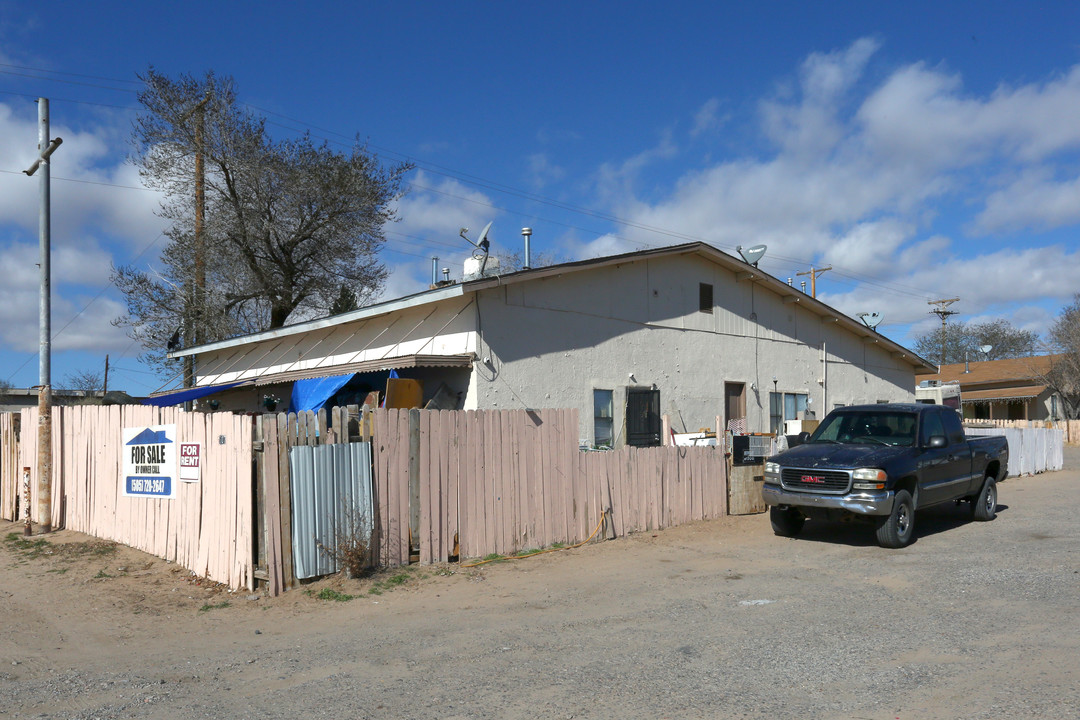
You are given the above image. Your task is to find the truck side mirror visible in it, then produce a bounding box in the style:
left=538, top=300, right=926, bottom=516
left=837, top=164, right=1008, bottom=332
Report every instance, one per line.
left=927, top=435, right=947, bottom=449
left=797, top=431, right=811, bottom=444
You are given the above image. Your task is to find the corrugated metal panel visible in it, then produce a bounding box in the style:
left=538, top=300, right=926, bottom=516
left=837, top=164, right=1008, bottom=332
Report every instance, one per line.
left=289, top=442, right=374, bottom=579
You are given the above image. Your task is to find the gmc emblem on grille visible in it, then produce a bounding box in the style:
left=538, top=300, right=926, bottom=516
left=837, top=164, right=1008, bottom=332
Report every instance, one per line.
left=801, top=475, right=825, bottom=483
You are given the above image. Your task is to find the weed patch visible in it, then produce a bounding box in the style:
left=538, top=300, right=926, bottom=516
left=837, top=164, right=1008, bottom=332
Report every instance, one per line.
left=305, top=588, right=357, bottom=602
left=198, top=601, right=230, bottom=613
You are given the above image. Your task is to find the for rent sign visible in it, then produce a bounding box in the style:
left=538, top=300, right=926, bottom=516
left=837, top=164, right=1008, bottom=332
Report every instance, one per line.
left=122, top=425, right=177, bottom=498
left=179, top=442, right=201, bottom=482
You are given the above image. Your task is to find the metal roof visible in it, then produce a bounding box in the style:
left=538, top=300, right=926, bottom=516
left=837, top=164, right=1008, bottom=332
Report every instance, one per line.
left=167, top=241, right=936, bottom=373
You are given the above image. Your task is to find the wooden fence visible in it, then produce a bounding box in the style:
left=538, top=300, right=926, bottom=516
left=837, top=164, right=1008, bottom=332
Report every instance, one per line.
left=974, top=418, right=1080, bottom=446
left=0, top=405, right=255, bottom=590
left=0, top=412, right=20, bottom=521
left=373, top=408, right=728, bottom=566
left=3, top=404, right=728, bottom=597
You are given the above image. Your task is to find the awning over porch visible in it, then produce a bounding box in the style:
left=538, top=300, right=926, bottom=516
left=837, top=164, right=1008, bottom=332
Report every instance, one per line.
left=142, top=381, right=248, bottom=407
left=248, top=353, right=475, bottom=386
left=962, top=385, right=1047, bottom=403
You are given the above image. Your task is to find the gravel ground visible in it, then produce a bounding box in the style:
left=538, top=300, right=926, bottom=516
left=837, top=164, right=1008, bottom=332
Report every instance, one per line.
left=2, top=448, right=1079, bottom=719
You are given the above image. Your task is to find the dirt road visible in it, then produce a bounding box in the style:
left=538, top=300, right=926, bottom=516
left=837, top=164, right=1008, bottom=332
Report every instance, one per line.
left=2, top=452, right=1079, bottom=719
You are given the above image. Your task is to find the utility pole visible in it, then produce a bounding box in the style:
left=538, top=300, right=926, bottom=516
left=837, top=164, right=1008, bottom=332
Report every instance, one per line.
left=23, top=98, right=62, bottom=534
left=796, top=265, right=831, bottom=298
left=102, top=354, right=109, bottom=399
left=928, top=297, right=961, bottom=365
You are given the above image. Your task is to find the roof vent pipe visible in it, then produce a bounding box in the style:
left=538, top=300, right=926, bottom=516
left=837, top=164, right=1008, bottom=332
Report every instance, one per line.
left=442, top=267, right=450, bottom=282
left=431, top=257, right=439, bottom=286
left=521, top=227, right=532, bottom=269
left=787, top=277, right=793, bottom=286
left=801, top=281, right=807, bottom=293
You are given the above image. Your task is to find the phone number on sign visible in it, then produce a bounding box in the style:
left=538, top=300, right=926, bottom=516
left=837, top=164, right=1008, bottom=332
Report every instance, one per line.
left=129, top=477, right=168, bottom=494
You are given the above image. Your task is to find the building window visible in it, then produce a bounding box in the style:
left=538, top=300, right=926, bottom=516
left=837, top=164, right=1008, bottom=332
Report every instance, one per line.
left=626, top=387, right=661, bottom=447
left=594, top=389, right=614, bottom=447
left=770, top=392, right=808, bottom=435
left=699, top=283, right=713, bottom=313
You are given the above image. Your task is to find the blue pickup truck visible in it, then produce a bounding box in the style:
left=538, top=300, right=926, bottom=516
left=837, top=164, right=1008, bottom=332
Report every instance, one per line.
left=762, top=403, right=1009, bottom=548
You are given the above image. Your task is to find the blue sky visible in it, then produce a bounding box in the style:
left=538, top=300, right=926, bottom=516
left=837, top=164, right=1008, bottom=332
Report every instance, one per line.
left=2, top=2, right=1080, bottom=394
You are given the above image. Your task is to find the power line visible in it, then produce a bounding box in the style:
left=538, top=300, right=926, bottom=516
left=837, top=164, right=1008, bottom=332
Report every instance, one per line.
left=0, top=64, right=959, bottom=309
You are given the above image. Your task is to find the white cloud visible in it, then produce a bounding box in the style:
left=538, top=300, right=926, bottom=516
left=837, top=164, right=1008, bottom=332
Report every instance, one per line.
left=0, top=239, right=127, bottom=354
left=691, top=98, right=725, bottom=138
left=0, top=101, right=167, bottom=252
left=395, top=170, right=498, bottom=240
left=974, top=169, right=1080, bottom=233
left=526, top=153, right=565, bottom=191
left=575, top=38, right=1080, bottom=350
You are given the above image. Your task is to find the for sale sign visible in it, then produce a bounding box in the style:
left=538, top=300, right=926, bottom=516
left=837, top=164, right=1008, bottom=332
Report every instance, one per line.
left=122, top=425, right=177, bottom=498
left=179, top=442, right=201, bottom=482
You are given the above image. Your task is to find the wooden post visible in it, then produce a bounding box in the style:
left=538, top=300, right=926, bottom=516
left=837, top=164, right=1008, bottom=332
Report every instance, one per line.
left=276, top=412, right=295, bottom=589
left=408, top=408, right=421, bottom=559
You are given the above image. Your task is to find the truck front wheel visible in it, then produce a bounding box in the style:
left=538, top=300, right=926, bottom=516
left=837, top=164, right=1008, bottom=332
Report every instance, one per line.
left=770, top=507, right=805, bottom=537
left=875, top=489, right=915, bottom=548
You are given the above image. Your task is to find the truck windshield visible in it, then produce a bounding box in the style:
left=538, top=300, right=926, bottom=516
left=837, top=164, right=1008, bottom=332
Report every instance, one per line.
left=809, top=411, right=917, bottom=447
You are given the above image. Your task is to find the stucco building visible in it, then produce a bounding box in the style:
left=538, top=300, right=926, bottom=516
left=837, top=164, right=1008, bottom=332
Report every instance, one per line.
left=163, top=243, right=936, bottom=446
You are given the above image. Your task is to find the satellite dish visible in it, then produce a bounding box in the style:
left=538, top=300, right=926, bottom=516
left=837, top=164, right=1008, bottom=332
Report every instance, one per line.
left=979, top=344, right=993, bottom=355
left=460, top=221, right=493, bottom=256
left=736, top=244, right=767, bottom=267
left=856, top=311, right=883, bottom=329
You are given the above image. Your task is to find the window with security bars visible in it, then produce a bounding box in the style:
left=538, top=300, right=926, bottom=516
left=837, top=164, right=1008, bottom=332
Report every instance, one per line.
left=626, top=387, right=661, bottom=447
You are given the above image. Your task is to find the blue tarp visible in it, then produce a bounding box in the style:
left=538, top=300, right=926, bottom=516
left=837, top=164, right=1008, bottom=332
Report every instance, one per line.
left=290, top=373, right=355, bottom=413
left=142, top=381, right=246, bottom=407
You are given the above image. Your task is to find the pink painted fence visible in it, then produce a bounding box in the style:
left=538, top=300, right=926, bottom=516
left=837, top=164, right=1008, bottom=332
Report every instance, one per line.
left=373, top=408, right=728, bottom=565
left=0, top=412, right=20, bottom=521
left=1, top=405, right=254, bottom=590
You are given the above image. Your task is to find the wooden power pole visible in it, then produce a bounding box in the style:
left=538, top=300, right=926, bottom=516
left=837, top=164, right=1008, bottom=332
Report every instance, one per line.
left=928, top=297, right=961, bottom=365
left=796, top=265, right=832, bottom=298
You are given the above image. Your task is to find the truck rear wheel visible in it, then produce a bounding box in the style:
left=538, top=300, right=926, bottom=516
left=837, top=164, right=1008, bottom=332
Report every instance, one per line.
left=972, top=477, right=997, bottom=521
left=770, top=507, right=805, bottom=537
left=875, top=489, right=914, bottom=548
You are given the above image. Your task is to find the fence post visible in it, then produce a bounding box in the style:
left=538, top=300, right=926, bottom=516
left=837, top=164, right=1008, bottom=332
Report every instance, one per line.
left=408, top=408, right=421, bottom=560
left=276, top=412, right=296, bottom=589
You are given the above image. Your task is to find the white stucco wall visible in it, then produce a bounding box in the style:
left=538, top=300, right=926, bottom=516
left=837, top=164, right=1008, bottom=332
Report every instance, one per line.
left=469, top=254, right=917, bottom=445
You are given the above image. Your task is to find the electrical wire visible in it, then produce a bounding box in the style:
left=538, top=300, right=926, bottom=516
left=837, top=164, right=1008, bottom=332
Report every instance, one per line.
left=0, top=61, right=949, bottom=302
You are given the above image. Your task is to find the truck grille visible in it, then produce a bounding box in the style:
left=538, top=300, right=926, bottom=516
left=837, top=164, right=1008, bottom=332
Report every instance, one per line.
left=780, top=467, right=852, bottom=494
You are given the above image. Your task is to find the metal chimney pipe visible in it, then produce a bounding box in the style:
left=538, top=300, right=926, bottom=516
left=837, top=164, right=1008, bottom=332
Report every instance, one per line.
left=521, top=227, right=532, bottom=269
left=431, top=257, right=439, bottom=286
left=787, top=278, right=793, bottom=286
left=801, top=281, right=807, bottom=293
left=442, top=267, right=450, bottom=282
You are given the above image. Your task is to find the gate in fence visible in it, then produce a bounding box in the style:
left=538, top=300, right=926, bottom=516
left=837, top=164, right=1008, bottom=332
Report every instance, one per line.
left=289, top=442, right=374, bottom=579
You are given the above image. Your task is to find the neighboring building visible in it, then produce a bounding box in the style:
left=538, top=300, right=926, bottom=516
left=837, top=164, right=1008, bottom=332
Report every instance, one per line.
left=920, top=355, right=1063, bottom=421
left=0, top=388, right=140, bottom=413
left=164, top=242, right=936, bottom=446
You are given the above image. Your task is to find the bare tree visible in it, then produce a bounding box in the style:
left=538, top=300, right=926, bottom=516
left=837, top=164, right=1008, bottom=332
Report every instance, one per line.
left=1040, top=295, right=1080, bottom=419
left=62, top=369, right=104, bottom=393
left=113, top=69, right=412, bottom=374
left=492, top=249, right=565, bottom=273
left=913, top=319, right=1038, bottom=365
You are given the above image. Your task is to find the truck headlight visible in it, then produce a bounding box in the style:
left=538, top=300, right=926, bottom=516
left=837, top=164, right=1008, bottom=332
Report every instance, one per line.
left=852, top=468, right=886, bottom=490
left=764, top=461, right=780, bottom=480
